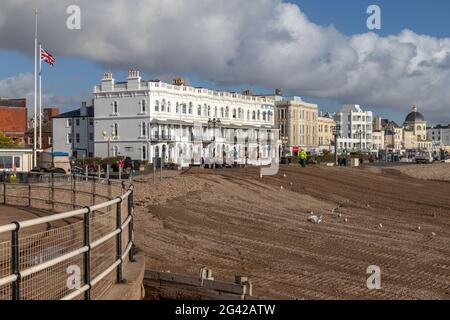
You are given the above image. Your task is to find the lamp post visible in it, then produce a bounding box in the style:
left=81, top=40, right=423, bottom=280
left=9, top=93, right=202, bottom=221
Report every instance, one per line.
left=102, top=129, right=116, bottom=158
left=207, top=118, right=221, bottom=168
left=332, top=125, right=341, bottom=165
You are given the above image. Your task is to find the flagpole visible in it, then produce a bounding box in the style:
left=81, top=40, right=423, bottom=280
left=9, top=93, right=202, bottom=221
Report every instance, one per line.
left=33, top=9, right=38, bottom=168
left=39, top=43, right=42, bottom=151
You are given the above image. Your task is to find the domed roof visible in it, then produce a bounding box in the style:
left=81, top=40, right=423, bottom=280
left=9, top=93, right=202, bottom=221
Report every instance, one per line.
left=405, top=106, right=425, bottom=122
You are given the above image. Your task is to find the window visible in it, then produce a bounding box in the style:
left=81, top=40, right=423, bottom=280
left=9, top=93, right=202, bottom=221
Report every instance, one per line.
left=252, top=111, right=256, bottom=120
left=67, top=133, right=72, bottom=144
left=76, top=119, right=80, bottom=126
left=167, top=101, right=171, bottom=113
left=113, top=101, right=119, bottom=114
left=207, top=106, right=211, bottom=117
left=67, top=119, right=72, bottom=127
left=142, top=145, right=147, bottom=160
left=182, top=103, right=187, bottom=114
left=247, top=110, right=250, bottom=120
left=176, top=103, right=180, bottom=114
left=141, top=99, right=147, bottom=113
left=89, top=118, right=94, bottom=126
left=197, top=105, right=202, bottom=116
left=161, top=99, right=166, bottom=112
left=89, top=133, right=94, bottom=141
left=141, top=121, right=147, bottom=137
left=225, top=106, right=229, bottom=118
left=233, top=109, right=236, bottom=119
left=76, top=133, right=80, bottom=143
left=0, top=156, right=13, bottom=169
left=155, top=100, right=160, bottom=112
left=189, top=102, right=193, bottom=114
left=113, top=123, right=119, bottom=137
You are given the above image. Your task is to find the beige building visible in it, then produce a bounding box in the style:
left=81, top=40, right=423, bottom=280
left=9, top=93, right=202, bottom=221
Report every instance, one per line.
left=276, top=96, right=318, bottom=156
left=403, top=106, right=431, bottom=151
left=318, top=115, right=335, bottom=150
left=372, top=130, right=385, bottom=150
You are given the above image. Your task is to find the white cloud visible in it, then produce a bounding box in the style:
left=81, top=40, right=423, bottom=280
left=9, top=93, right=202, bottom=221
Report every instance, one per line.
left=0, top=0, right=450, bottom=122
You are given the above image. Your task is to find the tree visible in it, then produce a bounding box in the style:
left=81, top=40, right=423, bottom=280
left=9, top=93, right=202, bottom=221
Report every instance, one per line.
left=0, top=131, right=19, bottom=149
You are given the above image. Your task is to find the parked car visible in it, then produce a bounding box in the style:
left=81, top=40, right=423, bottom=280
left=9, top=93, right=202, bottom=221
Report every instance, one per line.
left=415, top=152, right=434, bottom=164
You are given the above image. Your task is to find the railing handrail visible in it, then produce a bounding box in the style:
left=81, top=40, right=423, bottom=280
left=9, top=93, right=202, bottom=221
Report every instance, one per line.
left=0, top=186, right=133, bottom=234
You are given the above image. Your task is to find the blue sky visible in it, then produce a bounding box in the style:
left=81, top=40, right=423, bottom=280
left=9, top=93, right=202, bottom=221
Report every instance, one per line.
left=1, top=0, right=450, bottom=124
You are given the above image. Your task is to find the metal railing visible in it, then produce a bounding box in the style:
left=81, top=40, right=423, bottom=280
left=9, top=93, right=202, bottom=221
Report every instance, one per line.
left=0, top=172, right=135, bottom=300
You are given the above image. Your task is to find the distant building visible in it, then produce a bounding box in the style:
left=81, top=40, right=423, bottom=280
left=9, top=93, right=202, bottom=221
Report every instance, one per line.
left=427, top=124, right=450, bottom=152
left=372, top=130, right=385, bottom=151
left=334, top=104, right=374, bottom=153
left=0, top=98, right=27, bottom=145
left=318, top=114, right=335, bottom=151
left=383, top=121, right=403, bottom=151
left=275, top=96, right=318, bottom=156
left=25, top=107, right=60, bottom=150
left=403, top=106, right=431, bottom=151
left=52, top=102, right=94, bottom=158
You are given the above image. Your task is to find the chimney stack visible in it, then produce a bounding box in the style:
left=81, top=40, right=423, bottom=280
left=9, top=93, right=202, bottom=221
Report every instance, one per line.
left=127, top=69, right=141, bottom=90
left=101, top=72, right=114, bottom=91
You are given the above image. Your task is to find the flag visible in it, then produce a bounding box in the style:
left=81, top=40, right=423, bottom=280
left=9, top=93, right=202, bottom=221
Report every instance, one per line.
left=40, top=47, right=55, bottom=66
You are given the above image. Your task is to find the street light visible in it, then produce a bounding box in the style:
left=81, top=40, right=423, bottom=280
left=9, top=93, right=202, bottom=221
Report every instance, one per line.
left=102, top=129, right=116, bottom=158
left=207, top=118, right=221, bottom=168
left=332, top=125, right=341, bottom=165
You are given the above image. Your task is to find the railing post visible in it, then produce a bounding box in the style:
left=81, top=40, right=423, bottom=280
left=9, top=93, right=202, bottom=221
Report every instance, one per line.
left=72, top=174, right=76, bottom=210
left=83, top=207, right=92, bottom=300
left=51, top=173, right=55, bottom=210
left=127, top=188, right=135, bottom=262
left=116, top=198, right=124, bottom=283
left=11, top=222, right=20, bottom=300
left=28, top=184, right=31, bottom=207
left=3, top=181, right=6, bottom=205
left=92, top=178, right=96, bottom=206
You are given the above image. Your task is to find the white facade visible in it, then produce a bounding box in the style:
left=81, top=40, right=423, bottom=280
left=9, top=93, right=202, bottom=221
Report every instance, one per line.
left=52, top=103, right=94, bottom=158
left=93, top=71, right=277, bottom=166
left=334, top=104, right=373, bottom=153
left=428, top=125, right=450, bottom=149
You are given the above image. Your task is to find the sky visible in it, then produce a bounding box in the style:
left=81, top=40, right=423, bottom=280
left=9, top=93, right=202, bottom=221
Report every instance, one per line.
left=0, top=0, right=450, bottom=125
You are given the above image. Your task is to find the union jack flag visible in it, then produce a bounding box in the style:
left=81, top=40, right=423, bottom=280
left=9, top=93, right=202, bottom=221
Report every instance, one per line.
left=40, top=47, right=55, bottom=66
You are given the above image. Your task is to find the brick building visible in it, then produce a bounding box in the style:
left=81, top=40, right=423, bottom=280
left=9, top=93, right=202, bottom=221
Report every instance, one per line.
left=25, top=107, right=60, bottom=150
left=0, top=98, right=28, bottom=145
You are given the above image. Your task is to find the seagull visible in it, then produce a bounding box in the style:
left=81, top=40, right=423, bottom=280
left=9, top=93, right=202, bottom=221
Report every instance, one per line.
left=308, top=214, right=323, bottom=224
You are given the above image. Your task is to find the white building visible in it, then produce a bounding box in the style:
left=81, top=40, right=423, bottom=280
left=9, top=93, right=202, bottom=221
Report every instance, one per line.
left=334, top=104, right=373, bottom=153
left=52, top=102, right=95, bottom=158
left=93, top=71, right=277, bottom=167
left=428, top=124, right=450, bottom=151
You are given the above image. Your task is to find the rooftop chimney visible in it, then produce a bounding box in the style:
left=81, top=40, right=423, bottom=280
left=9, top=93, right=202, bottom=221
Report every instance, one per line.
left=127, top=69, right=141, bottom=90
left=242, top=89, right=252, bottom=96
left=81, top=101, right=87, bottom=117
left=101, top=72, right=114, bottom=91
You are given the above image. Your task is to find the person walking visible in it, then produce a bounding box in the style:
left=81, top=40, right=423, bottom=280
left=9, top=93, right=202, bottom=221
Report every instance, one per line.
left=299, top=149, right=307, bottom=168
